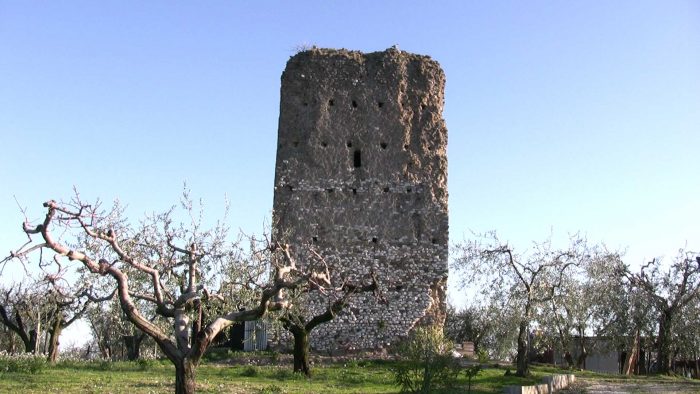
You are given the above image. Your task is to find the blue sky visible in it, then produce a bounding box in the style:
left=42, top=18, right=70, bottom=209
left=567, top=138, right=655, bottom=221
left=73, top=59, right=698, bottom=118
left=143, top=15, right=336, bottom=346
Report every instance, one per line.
left=1, top=1, right=699, bottom=312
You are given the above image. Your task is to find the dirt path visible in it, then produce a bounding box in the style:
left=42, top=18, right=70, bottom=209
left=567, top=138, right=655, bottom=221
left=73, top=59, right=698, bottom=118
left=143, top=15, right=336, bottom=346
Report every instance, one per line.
left=578, top=378, right=700, bottom=393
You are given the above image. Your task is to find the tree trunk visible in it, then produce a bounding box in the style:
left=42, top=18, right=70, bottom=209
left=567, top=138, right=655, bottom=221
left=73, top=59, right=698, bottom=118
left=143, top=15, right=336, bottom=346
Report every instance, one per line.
left=34, top=312, right=42, bottom=353
left=657, top=310, right=673, bottom=374
left=98, top=341, right=111, bottom=359
left=25, top=329, right=37, bottom=353
left=564, top=352, right=574, bottom=368
left=123, top=334, right=144, bottom=361
left=421, top=363, right=433, bottom=393
left=576, top=336, right=587, bottom=369
left=292, top=328, right=311, bottom=376
left=96, top=328, right=111, bottom=359
left=638, top=349, right=646, bottom=374
left=47, top=318, right=62, bottom=363
left=175, top=359, right=197, bottom=394
left=516, top=319, right=529, bottom=376
left=623, top=331, right=640, bottom=375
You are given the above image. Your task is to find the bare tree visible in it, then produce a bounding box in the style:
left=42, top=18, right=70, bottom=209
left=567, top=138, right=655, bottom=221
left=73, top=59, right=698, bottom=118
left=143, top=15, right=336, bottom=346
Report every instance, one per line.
left=86, top=285, right=158, bottom=360
left=277, top=257, right=379, bottom=376
left=619, top=249, right=700, bottom=374
left=5, top=193, right=324, bottom=394
left=0, top=282, right=45, bottom=353
left=0, top=278, right=104, bottom=362
left=42, top=288, right=100, bottom=362
left=453, top=232, right=582, bottom=376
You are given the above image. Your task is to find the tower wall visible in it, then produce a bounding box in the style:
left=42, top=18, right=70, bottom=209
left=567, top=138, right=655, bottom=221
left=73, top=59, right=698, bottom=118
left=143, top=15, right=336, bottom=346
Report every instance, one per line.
left=272, top=47, right=448, bottom=351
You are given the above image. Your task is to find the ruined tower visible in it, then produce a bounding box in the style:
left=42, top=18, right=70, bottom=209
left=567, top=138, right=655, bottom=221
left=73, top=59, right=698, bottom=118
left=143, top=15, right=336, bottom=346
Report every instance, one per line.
left=272, top=48, right=448, bottom=351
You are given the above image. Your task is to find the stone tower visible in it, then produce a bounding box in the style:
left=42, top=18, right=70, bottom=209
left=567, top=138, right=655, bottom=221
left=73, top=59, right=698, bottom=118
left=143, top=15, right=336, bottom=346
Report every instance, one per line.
left=272, top=48, right=448, bottom=351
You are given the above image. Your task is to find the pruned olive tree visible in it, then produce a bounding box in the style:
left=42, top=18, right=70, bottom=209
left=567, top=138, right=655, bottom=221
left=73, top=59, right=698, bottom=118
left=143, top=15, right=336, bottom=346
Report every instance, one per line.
left=5, top=193, right=324, bottom=394
left=453, top=232, right=584, bottom=376
left=0, top=282, right=46, bottom=354
left=43, top=285, right=109, bottom=362
left=0, top=278, right=104, bottom=362
left=86, top=296, right=153, bottom=360
left=277, top=254, right=379, bottom=376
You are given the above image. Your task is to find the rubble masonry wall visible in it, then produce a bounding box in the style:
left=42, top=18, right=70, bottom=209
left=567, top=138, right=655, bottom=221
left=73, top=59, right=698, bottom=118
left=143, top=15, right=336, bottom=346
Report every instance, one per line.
left=272, top=47, right=448, bottom=351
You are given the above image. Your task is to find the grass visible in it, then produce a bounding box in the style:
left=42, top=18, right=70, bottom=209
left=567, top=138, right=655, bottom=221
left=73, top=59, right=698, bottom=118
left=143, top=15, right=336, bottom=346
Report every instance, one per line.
left=0, top=358, right=698, bottom=393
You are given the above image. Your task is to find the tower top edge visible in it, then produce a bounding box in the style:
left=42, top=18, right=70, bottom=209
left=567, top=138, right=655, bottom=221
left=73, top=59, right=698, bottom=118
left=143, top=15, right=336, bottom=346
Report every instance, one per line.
left=287, top=46, right=441, bottom=68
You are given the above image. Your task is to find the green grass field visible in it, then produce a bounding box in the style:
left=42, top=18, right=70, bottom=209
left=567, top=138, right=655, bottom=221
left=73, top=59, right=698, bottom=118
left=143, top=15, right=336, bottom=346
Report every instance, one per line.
left=0, top=357, right=698, bottom=393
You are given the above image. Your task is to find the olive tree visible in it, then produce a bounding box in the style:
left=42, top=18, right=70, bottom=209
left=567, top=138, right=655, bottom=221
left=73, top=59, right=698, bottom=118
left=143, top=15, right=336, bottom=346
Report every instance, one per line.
left=618, top=249, right=700, bottom=374
left=86, top=296, right=153, bottom=360
left=0, top=278, right=103, bottom=361
left=444, top=300, right=519, bottom=361
left=577, top=252, right=657, bottom=374
left=43, top=286, right=105, bottom=362
left=673, top=296, right=700, bottom=377
left=0, top=282, right=46, bottom=354
left=277, top=261, right=379, bottom=376
left=453, top=232, right=583, bottom=376
left=5, top=193, right=324, bottom=394
left=542, top=248, right=622, bottom=369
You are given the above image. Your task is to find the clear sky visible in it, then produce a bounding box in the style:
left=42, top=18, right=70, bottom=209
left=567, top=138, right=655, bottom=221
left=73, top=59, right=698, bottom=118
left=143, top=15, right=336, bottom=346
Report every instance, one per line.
left=1, top=1, right=699, bottom=338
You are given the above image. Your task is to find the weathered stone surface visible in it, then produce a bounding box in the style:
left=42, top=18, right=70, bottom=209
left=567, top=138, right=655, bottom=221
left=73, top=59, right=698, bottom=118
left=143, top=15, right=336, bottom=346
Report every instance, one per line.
left=272, top=47, right=448, bottom=351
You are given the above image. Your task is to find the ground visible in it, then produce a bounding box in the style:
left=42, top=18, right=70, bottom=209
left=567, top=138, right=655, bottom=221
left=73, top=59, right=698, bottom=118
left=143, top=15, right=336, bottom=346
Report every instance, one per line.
left=577, top=377, right=700, bottom=394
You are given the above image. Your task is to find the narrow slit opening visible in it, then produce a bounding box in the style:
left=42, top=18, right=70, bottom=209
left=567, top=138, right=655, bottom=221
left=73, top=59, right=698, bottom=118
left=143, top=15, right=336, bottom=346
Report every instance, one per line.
left=353, top=150, right=362, bottom=168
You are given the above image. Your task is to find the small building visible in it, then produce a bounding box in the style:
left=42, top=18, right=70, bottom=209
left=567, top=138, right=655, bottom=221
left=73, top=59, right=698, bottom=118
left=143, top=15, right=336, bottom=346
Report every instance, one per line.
left=243, top=320, right=268, bottom=352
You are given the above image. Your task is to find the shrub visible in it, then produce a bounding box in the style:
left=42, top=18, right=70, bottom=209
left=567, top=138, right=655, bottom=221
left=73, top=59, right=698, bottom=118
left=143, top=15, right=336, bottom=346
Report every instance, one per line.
left=270, top=366, right=307, bottom=382
left=136, top=358, right=159, bottom=371
left=257, top=384, right=285, bottom=393
left=392, top=327, right=460, bottom=393
left=464, top=364, right=482, bottom=394
left=241, top=365, right=260, bottom=377
left=272, top=367, right=294, bottom=380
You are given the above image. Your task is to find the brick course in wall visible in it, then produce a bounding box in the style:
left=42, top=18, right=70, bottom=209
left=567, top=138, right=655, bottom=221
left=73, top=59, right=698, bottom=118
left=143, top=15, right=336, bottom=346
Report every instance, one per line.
left=272, top=47, right=448, bottom=351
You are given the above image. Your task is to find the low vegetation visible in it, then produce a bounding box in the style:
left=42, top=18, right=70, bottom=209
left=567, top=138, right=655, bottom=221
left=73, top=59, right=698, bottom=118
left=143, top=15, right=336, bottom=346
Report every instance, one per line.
left=4, top=352, right=697, bottom=394
left=0, top=357, right=527, bottom=393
